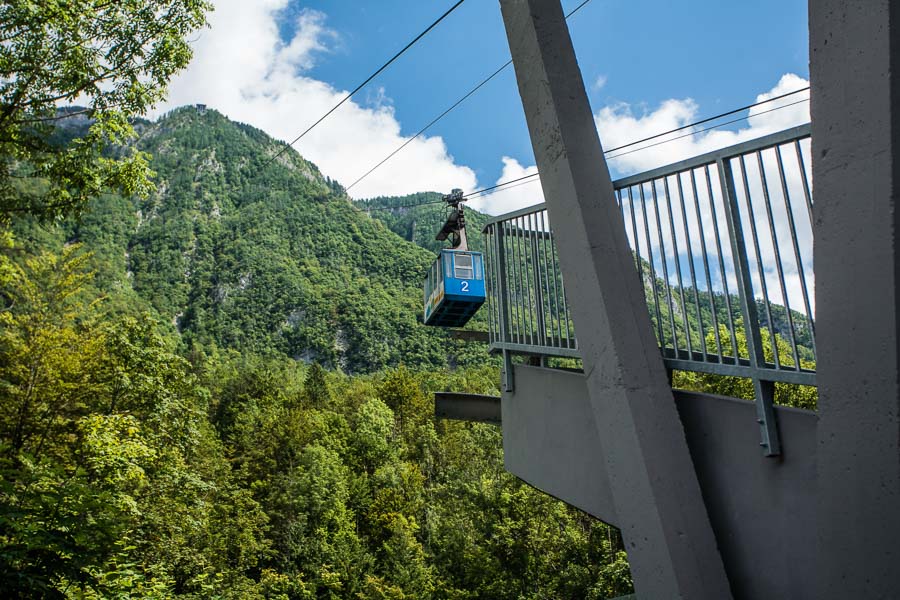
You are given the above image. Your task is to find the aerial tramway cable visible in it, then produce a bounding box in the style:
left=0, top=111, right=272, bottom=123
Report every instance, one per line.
left=363, top=92, right=810, bottom=210
left=346, top=0, right=597, bottom=193
left=263, top=0, right=468, bottom=169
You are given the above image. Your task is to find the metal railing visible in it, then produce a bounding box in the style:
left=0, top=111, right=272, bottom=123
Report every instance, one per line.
left=483, top=124, right=816, bottom=389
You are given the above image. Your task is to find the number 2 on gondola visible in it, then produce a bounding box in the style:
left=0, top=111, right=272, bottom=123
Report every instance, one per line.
left=461, top=281, right=469, bottom=292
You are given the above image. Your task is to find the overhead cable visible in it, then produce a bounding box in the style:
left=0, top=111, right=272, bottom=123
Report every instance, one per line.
left=603, top=87, right=809, bottom=154
left=605, top=98, right=810, bottom=160
left=463, top=93, right=811, bottom=200
left=363, top=96, right=811, bottom=210
left=265, top=0, right=467, bottom=168
left=346, top=0, right=596, bottom=192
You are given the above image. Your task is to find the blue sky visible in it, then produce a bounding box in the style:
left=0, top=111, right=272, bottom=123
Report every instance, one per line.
left=156, top=0, right=810, bottom=214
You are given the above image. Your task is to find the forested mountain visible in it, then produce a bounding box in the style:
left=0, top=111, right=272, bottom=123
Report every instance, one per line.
left=13, top=106, right=488, bottom=374
left=1, top=101, right=821, bottom=597
left=1, top=104, right=636, bottom=598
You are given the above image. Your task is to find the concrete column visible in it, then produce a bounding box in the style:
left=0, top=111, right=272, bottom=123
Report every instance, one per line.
left=811, top=1, right=900, bottom=598
left=497, top=1, right=732, bottom=598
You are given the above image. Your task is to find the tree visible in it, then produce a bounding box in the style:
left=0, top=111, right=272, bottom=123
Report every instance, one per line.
left=0, top=0, right=211, bottom=220
left=303, top=362, right=332, bottom=409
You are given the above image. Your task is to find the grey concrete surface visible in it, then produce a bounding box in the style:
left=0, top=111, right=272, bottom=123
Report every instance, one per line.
left=501, top=365, right=618, bottom=524
left=498, top=366, right=818, bottom=600
left=677, top=391, right=817, bottom=600
left=811, top=2, right=900, bottom=598
left=434, top=392, right=501, bottom=425
left=498, top=1, right=732, bottom=597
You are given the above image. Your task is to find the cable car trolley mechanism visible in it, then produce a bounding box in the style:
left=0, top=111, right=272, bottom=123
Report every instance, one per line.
left=423, top=189, right=485, bottom=327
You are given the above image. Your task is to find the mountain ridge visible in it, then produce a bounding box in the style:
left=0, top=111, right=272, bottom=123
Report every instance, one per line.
left=13, top=105, right=491, bottom=373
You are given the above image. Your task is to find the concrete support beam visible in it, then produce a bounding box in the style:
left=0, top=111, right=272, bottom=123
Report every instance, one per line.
left=434, top=392, right=501, bottom=424
left=811, top=1, right=900, bottom=597
left=497, top=1, right=732, bottom=597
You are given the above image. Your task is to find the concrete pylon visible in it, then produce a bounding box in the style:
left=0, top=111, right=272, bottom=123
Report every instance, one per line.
left=497, top=1, right=733, bottom=598
left=811, top=1, right=900, bottom=598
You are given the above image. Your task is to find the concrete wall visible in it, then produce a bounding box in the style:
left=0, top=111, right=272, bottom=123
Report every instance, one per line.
left=677, top=390, right=817, bottom=600
left=810, top=2, right=900, bottom=597
left=501, top=365, right=617, bottom=523
left=501, top=365, right=818, bottom=600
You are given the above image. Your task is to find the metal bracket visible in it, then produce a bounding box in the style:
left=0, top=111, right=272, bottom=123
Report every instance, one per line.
left=502, top=349, right=515, bottom=393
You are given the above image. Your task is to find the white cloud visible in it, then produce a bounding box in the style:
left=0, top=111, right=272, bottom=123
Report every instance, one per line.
left=468, top=156, right=542, bottom=215
left=593, top=74, right=608, bottom=90
left=153, top=0, right=476, bottom=198
left=479, top=73, right=810, bottom=215
left=478, top=75, right=815, bottom=323
left=599, top=73, right=810, bottom=175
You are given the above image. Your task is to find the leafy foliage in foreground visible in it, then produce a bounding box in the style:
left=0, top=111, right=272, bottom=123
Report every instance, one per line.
left=12, top=106, right=490, bottom=374
left=0, top=0, right=210, bottom=221
left=0, top=246, right=632, bottom=598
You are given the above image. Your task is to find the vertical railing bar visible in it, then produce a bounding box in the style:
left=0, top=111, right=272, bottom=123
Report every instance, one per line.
left=664, top=175, right=691, bottom=356
left=791, top=139, right=818, bottom=358
left=495, top=224, right=511, bottom=350
left=491, top=225, right=500, bottom=344
left=651, top=179, right=678, bottom=352
left=550, top=217, right=573, bottom=348
left=520, top=215, right=537, bottom=346
left=538, top=209, right=556, bottom=348
left=530, top=211, right=540, bottom=347
left=520, top=215, right=534, bottom=345
left=499, top=222, right=509, bottom=344
left=617, top=188, right=628, bottom=251
left=746, top=152, right=781, bottom=370
left=721, top=156, right=781, bottom=456
left=772, top=145, right=803, bottom=370
left=484, top=225, right=498, bottom=338
left=504, top=222, right=517, bottom=345
left=485, top=224, right=495, bottom=342
left=795, top=138, right=815, bottom=229
left=546, top=210, right=566, bottom=348
left=511, top=220, right=522, bottom=345
left=503, top=220, right=519, bottom=343
left=516, top=215, right=530, bottom=345
left=526, top=211, right=537, bottom=347
left=620, top=188, right=646, bottom=335
left=496, top=222, right=514, bottom=391
left=704, top=164, right=740, bottom=360
left=678, top=172, right=706, bottom=359
left=639, top=183, right=665, bottom=346
left=529, top=212, right=547, bottom=348
left=541, top=212, right=552, bottom=348
left=528, top=214, right=539, bottom=346
left=511, top=218, right=524, bottom=345
left=627, top=187, right=646, bottom=300
left=692, top=169, right=723, bottom=359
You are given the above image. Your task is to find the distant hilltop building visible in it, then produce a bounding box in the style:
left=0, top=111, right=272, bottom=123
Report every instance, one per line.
left=196, top=104, right=207, bottom=113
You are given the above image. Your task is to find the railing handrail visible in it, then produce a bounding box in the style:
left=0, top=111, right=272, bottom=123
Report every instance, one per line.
left=483, top=124, right=816, bottom=454
left=482, top=123, right=812, bottom=232
left=613, top=123, right=810, bottom=188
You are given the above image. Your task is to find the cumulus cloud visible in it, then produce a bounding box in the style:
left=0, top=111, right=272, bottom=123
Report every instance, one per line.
left=153, top=0, right=476, bottom=198
left=467, top=156, right=541, bottom=215
left=478, top=75, right=815, bottom=323
left=478, top=73, right=810, bottom=215
left=599, top=73, right=810, bottom=175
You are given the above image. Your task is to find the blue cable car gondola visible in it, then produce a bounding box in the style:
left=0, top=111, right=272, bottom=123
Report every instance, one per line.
left=423, top=249, right=485, bottom=327
left=422, top=189, right=485, bottom=328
